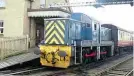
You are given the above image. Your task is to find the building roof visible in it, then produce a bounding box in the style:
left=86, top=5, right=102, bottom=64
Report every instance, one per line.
left=28, top=8, right=71, bottom=18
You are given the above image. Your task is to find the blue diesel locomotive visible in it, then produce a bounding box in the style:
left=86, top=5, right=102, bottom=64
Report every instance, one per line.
left=38, top=13, right=133, bottom=68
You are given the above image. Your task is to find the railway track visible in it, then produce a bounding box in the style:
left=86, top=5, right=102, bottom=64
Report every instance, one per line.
left=44, top=53, right=133, bottom=76
left=101, top=58, right=133, bottom=76
left=0, top=66, right=45, bottom=75
left=0, top=52, right=132, bottom=76
left=30, top=53, right=133, bottom=76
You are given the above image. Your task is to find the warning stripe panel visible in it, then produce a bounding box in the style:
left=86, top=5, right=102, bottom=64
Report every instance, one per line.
left=57, top=20, right=65, bottom=30
left=45, top=21, right=54, bottom=30
left=45, top=25, right=55, bottom=37
left=55, top=22, right=64, bottom=37
left=50, top=37, right=59, bottom=44
left=45, top=20, right=65, bottom=44
left=45, top=30, right=64, bottom=44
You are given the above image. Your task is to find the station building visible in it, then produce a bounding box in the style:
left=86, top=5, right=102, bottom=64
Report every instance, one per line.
left=0, top=0, right=72, bottom=47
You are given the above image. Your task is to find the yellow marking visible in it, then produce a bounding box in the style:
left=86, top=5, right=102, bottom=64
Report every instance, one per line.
left=45, top=21, right=54, bottom=30
left=40, top=45, right=71, bottom=68
left=53, top=30, right=64, bottom=44
left=54, top=23, right=65, bottom=37
left=45, top=30, right=64, bottom=44
left=50, top=38, right=59, bottom=44
left=57, top=20, right=65, bottom=30
left=45, top=25, right=55, bottom=37
left=45, top=30, right=55, bottom=43
left=45, top=23, right=64, bottom=42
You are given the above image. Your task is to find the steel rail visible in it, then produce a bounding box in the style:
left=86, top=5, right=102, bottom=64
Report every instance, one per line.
left=125, top=69, right=133, bottom=76
left=42, top=53, right=133, bottom=76
left=98, top=57, right=133, bottom=76
left=1, top=67, right=45, bottom=75
left=0, top=53, right=132, bottom=76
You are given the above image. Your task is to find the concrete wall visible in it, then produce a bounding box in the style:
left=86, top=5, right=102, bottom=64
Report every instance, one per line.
left=23, top=0, right=36, bottom=47
left=23, top=1, right=30, bottom=36
left=31, top=0, right=40, bottom=9
left=0, top=0, right=26, bottom=37
left=31, top=0, right=71, bottom=11
left=29, top=18, right=36, bottom=47
left=0, top=0, right=71, bottom=47
left=46, top=0, right=71, bottom=11
left=46, top=0, right=67, bottom=7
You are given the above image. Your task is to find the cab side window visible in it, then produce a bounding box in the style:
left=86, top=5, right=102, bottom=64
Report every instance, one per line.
left=69, top=22, right=76, bottom=39
left=94, top=24, right=97, bottom=30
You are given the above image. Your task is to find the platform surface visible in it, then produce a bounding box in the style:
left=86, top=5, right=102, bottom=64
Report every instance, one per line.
left=0, top=47, right=40, bottom=69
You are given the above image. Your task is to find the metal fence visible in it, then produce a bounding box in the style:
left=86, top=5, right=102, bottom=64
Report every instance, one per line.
left=0, top=35, right=29, bottom=60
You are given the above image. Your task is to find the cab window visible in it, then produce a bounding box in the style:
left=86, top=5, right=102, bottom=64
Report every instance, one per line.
left=94, top=24, right=97, bottom=30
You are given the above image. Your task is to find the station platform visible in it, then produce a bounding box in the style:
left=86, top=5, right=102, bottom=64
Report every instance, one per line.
left=0, top=47, right=40, bottom=69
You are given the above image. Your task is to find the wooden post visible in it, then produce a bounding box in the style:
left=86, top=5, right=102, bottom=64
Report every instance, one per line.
left=0, top=41, right=2, bottom=60
left=1, top=40, right=4, bottom=60
left=26, top=35, right=29, bottom=52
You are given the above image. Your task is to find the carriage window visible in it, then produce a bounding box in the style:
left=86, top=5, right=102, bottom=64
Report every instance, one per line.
left=121, top=31, right=123, bottom=39
left=94, top=24, right=97, bottom=30
left=120, top=32, right=122, bottom=38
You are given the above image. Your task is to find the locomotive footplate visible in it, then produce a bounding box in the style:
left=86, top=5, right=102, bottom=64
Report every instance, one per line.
left=82, top=40, right=114, bottom=47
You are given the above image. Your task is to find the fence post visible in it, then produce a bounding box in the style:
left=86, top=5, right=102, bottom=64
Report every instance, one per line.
left=0, top=40, right=4, bottom=60
left=26, top=35, right=29, bottom=52
left=0, top=41, right=2, bottom=60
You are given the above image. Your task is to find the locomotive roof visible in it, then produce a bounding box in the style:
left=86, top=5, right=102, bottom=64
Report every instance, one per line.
left=71, top=13, right=100, bottom=23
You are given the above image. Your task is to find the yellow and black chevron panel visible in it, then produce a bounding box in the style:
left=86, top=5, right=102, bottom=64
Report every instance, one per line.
left=45, top=20, right=65, bottom=44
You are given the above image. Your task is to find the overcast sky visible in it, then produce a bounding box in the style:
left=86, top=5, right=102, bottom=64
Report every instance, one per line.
left=69, top=0, right=134, bottom=31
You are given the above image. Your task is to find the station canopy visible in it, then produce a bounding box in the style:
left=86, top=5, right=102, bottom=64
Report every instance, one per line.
left=28, top=8, right=71, bottom=18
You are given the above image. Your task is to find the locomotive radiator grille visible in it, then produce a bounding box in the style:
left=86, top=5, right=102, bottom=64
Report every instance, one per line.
left=45, top=20, right=65, bottom=44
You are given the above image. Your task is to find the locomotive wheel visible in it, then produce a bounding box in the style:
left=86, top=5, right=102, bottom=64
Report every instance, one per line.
left=101, top=54, right=107, bottom=60
left=82, top=49, right=90, bottom=64
left=103, top=54, right=107, bottom=60
left=82, top=49, right=86, bottom=64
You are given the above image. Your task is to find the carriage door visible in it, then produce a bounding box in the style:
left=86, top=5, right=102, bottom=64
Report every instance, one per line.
left=36, top=25, right=44, bottom=46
